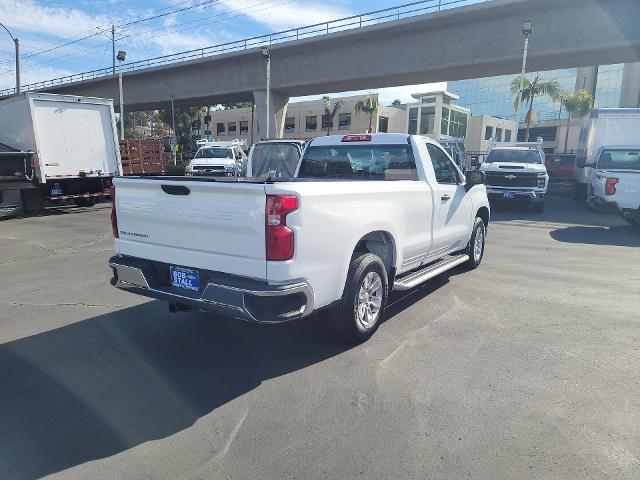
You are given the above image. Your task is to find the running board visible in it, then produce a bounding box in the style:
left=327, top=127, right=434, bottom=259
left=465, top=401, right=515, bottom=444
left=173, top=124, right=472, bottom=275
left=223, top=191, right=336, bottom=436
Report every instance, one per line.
left=393, top=254, right=469, bottom=291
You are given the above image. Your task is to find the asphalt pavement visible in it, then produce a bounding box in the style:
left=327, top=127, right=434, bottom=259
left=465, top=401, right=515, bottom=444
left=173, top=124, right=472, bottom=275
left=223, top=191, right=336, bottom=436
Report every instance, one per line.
left=0, top=195, right=638, bottom=480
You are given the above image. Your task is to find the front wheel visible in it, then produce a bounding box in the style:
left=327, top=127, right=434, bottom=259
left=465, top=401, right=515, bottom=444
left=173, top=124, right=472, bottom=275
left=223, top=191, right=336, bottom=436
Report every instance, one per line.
left=329, top=253, right=388, bottom=342
left=463, top=217, right=486, bottom=269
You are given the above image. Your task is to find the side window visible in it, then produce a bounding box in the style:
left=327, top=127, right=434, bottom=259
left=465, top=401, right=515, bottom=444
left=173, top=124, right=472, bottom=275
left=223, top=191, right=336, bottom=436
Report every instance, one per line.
left=426, top=144, right=460, bottom=184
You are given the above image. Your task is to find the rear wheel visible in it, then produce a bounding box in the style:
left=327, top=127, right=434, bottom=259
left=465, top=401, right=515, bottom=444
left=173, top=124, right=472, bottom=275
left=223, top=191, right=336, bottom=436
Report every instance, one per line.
left=329, top=253, right=388, bottom=342
left=463, top=217, right=486, bottom=269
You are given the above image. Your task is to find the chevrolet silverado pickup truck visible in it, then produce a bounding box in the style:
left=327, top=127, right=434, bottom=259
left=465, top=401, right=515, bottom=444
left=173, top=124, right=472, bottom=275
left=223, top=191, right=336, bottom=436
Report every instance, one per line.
left=586, top=147, right=640, bottom=227
left=109, top=133, right=490, bottom=341
left=481, top=139, right=548, bottom=212
left=185, top=141, right=247, bottom=177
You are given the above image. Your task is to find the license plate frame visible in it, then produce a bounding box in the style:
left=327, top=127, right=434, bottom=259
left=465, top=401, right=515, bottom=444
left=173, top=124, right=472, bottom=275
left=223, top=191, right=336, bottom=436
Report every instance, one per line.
left=50, top=188, right=63, bottom=196
left=503, top=191, right=516, bottom=199
left=170, top=266, right=200, bottom=291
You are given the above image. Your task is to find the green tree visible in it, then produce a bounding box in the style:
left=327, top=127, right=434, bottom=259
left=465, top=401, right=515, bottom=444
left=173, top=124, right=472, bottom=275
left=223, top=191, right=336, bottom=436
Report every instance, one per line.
left=158, top=106, right=202, bottom=151
left=322, top=96, right=344, bottom=135
left=354, top=94, right=379, bottom=133
left=558, top=89, right=593, bottom=152
left=391, top=99, right=402, bottom=107
left=511, top=74, right=561, bottom=141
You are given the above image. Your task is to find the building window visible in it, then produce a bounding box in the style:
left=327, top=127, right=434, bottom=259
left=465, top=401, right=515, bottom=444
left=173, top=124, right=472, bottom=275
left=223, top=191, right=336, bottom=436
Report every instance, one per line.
left=240, top=121, right=249, bottom=134
left=517, top=126, right=557, bottom=142
left=504, top=129, right=511, bottom=142
left=321, top=114, right=333, bottom=130
left=420, top=97, right=436, bottom=104
left=338, top=113, right=351, bottom=130
left=284, top=117, right=295, bottom=132
left=441, top=107, right=450, bottom=136
left=485, top=126, right=493, bottom=140
left=217, top=123, right=225, bottom=136
left=306, top=115, right=317, bottom=132
left=449, top=110, right=468, bottom=138
left=379, top=116, right=389, bottom=133
left=495, top=127, right=503, bottom=142
left=420, top=106, right=435, bottom=135
left=408, top=107, right=418, bottom=135
left=228, top=122, right=237, bottom=135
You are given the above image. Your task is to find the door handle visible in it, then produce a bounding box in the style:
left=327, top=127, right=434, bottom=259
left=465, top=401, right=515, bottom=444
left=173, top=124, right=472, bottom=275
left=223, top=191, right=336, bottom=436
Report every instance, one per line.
left=441, top=194, right=451, bottom=201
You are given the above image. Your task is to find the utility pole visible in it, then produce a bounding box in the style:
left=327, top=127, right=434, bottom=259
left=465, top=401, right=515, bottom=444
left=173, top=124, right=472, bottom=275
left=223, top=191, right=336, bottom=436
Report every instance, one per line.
left=111, top=25, right=116, bottom=76
left=0, top=22, right=20, bottom=94
left=14, top=38, right=19, bottom=94
left=117, top=50, right=126, bottom=140
left=515, top=20, right=533, bottom=125
left=260, top=47, right=271, bottom=140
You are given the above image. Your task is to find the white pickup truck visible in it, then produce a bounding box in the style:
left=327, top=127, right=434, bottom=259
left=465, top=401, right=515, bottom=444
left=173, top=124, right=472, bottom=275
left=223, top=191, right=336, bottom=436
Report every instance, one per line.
left=109, top=134, right=490, bottom=341
left=586, top=147, right=640, bottom=227
left=481, top=139, right=548, bottom=212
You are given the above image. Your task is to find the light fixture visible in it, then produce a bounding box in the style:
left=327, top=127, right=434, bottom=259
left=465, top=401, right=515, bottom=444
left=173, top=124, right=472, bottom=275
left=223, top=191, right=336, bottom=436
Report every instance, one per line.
left=117, top=50, right=126, bottom=61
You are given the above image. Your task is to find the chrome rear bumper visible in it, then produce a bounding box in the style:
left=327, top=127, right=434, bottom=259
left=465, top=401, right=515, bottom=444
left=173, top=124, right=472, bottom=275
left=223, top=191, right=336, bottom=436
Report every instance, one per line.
left=109, top=256, right=314, bottom=323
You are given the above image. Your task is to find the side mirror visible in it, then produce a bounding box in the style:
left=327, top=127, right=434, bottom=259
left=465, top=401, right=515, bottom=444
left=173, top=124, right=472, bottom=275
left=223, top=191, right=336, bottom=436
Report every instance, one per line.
left=465, top=171, right=484, bottom=192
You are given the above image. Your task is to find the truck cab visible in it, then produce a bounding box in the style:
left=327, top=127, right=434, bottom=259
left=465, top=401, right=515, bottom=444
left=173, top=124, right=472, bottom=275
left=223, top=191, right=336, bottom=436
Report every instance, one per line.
left=480, top=138, right=548, bottom=212
left=185, top=141, right=247, bottom=177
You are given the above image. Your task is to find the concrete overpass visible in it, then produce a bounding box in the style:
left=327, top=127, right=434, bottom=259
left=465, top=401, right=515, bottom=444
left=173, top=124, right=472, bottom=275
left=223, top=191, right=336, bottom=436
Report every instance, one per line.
left=32, top=0, right=640, bottom=138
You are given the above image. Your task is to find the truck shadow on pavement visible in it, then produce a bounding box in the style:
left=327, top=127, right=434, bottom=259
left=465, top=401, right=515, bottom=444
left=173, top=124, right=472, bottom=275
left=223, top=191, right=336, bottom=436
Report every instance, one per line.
left=549, top=225, right=640, bottom=247
left=0, top=302, right=349, bottom=480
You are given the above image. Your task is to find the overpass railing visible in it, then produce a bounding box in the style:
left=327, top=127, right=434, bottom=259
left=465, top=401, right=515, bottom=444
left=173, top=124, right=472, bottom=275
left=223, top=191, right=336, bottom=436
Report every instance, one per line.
left=0, top=0, right=489, bottom=97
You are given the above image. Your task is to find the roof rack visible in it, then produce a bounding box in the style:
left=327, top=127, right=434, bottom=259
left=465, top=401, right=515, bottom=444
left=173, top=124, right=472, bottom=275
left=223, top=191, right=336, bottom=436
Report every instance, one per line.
left=488, top=137, right=543, bottom=149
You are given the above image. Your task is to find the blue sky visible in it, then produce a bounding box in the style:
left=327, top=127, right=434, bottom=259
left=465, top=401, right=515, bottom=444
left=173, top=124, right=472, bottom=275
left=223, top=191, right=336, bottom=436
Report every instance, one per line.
left=0, top=0, right=469, bottom=103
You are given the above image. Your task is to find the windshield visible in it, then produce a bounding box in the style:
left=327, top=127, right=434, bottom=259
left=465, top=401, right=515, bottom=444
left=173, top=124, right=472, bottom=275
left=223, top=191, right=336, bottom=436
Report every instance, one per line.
left=598, top=149, right=640, bottom=170
left=251, top=143, right=300, bottom=178
left=485, top=149, right=542, bottom=164
left=195, top=147, right=233, bottom=159
left=298, top=144, right=417, bottom=180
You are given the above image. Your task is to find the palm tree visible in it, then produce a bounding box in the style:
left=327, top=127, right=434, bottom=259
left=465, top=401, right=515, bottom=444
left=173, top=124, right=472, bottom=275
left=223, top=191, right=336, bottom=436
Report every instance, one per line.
left=511, top=74, right=561, bottom=141
left=559, top=89, right=593, bottom=152
left=322, top=96, right=344, bottom=136
left=354, top=94, right=379, bottom=133
left=391, top=99, right=402, bottom=108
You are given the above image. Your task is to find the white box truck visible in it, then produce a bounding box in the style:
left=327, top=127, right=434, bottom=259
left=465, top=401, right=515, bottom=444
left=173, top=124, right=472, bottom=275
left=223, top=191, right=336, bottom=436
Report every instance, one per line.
left=573, top=108, right=640, bottom=201
left=0, top=92, right=122, bottom=207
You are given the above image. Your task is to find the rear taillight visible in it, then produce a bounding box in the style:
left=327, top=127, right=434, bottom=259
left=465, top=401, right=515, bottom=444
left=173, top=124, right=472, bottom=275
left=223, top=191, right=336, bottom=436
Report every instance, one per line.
left=266, top=194, right=298, bottom=261
left=605, top=178, right=618, bottom=196
left=110, top=185, right=118, bottom=237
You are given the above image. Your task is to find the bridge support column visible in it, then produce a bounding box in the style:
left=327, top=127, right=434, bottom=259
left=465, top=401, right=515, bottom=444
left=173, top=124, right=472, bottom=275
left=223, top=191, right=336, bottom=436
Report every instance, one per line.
left=620, top=62, right=640, bottom=107
left=253, top=90, right=289, bottom=140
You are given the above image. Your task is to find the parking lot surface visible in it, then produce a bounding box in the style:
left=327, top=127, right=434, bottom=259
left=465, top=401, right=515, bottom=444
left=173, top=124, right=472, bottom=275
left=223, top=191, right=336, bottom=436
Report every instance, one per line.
left=0, top=196, right=639, bottom=480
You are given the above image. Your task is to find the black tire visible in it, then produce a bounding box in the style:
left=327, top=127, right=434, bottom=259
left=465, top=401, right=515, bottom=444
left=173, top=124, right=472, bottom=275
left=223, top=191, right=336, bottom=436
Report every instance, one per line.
left=463, top=217, right=486, bottom=269
left=329, top=253, right=388, bottom=342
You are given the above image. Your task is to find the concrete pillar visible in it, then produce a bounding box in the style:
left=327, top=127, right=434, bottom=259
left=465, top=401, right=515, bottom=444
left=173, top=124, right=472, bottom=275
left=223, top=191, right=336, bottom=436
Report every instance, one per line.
left=253, top=89, right=289, bottom=140
left=619, top=62, right=640, bottom=107
left=575, top=66, right=598, bottom=96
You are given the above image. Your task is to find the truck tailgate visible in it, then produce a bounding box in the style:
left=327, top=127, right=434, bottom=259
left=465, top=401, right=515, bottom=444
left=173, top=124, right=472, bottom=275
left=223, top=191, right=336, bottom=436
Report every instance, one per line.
left=113, top=177, right=267, bottom=279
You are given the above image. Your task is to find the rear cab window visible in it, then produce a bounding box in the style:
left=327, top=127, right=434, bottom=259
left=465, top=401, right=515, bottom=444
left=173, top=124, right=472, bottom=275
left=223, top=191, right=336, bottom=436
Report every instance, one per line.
left=298, top=144, right=418, bottom=180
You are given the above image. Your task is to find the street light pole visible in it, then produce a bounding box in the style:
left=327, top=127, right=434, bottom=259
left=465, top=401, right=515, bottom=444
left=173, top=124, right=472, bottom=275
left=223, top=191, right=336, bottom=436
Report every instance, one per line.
left=515, top=20, right=533, bottom=125
left=0, top=22, right=20, bottom=94
left=117, top=50, right=126, bottom=140
left=261, top=47, right=271, bottom=140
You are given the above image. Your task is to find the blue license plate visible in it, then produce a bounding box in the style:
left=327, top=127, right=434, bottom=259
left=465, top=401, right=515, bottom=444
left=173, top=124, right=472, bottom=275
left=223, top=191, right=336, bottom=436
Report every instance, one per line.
left=170, top=266, right=199, bottom=291
left=51, top=188, right=63, bottom=196
left=503, top=191, right=516, bottom=199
